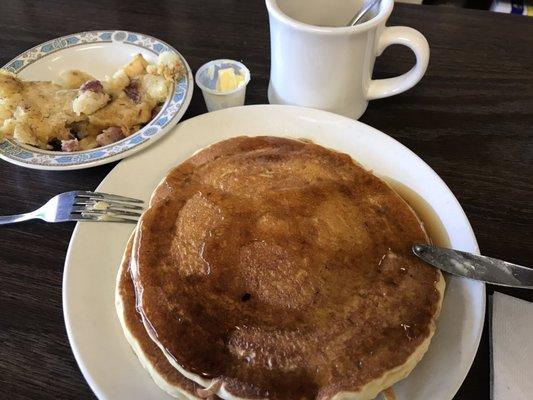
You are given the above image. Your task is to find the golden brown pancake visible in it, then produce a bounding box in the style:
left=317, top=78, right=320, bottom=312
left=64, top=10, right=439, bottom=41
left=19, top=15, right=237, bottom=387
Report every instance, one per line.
left=116, top=235, right=219, bottom=399
left=131, top=136, right=445, bottom=399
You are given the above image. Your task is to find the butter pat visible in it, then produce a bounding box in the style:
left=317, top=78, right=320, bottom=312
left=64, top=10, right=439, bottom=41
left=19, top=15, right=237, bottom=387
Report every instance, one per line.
left=216, top=68, right=245, bottom=92
left=195, top=59, right=250, bottom=112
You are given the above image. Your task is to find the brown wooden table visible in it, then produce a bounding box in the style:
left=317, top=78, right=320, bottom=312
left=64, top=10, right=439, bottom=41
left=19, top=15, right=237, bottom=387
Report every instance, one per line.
left=0, top=1, right=532, bottom=399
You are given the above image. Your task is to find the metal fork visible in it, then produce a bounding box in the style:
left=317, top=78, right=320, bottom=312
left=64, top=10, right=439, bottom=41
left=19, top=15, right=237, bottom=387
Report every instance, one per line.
left=0, top=191, right=144, bottom=225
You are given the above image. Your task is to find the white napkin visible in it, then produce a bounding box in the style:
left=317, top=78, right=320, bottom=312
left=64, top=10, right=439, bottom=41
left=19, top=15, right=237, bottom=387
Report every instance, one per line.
left=491, top=292, right=533, bottom=400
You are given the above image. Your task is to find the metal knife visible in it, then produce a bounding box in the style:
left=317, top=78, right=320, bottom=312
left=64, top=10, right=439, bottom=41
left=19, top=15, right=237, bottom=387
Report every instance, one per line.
left=412, top=244, right=533, bottom=289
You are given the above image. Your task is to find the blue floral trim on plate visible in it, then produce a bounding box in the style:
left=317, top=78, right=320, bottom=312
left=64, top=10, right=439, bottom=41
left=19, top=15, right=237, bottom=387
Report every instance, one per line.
left=0, top=30, right=192, bottom=168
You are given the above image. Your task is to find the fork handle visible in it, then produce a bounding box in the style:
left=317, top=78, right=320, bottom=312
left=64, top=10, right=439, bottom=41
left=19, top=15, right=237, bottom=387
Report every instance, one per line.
left=0, top=213, right=38, bottom=225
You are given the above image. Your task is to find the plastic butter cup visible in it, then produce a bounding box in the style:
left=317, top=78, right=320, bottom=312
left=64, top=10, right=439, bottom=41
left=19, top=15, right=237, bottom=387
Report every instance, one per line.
left=195, top=59, right=251, bottom=112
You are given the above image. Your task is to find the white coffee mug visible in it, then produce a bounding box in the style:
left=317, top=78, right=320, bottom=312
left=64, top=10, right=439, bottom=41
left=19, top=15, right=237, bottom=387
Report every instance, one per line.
left=266, top=0, right=430, bottom=119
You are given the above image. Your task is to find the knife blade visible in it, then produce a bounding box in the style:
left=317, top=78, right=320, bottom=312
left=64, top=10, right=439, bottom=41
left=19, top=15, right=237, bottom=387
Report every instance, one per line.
left=412, top=244, right=533, bottom=289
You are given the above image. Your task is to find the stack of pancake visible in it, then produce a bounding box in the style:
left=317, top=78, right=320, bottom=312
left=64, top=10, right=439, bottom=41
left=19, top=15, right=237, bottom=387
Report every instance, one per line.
left=115, top=136, right=445, bottom=400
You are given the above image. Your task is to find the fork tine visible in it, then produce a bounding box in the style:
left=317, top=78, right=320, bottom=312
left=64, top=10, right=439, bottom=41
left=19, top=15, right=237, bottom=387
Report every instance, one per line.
left=70, top=214, right=139, bottom=224
left=73, top=200, right=144, bottom=211
left=75, top=191, right=144, bottom=204
left=70, top=208, right=143, bottom=218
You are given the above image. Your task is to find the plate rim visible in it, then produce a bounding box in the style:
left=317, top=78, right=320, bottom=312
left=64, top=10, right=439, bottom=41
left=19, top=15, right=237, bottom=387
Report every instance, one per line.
left=63, top=104, right=485, bottom=400
left=0, top=30, right=194, bottom=170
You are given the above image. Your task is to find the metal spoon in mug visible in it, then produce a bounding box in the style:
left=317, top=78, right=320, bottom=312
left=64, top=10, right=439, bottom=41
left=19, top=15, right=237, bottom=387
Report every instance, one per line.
left=348, top=0, right=381, bottom=26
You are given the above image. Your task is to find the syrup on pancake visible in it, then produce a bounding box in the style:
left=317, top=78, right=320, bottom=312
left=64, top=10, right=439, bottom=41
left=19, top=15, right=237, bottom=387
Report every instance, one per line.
left=128, top=136, right=444, bottom=399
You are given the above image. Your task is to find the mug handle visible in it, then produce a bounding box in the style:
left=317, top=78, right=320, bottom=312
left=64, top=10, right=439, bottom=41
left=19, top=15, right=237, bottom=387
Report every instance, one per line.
left=367, top=26, right=430, bottom=100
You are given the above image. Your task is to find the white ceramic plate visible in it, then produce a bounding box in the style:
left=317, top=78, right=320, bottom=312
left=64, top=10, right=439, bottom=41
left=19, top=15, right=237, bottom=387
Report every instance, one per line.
left=0, top=30, right=193, bottom=170
left=63, top=105, right=485, bottom=400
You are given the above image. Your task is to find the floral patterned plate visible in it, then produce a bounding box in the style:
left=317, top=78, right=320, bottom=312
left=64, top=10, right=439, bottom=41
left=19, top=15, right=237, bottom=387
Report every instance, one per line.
left=0, top=30, right=193, bottom=170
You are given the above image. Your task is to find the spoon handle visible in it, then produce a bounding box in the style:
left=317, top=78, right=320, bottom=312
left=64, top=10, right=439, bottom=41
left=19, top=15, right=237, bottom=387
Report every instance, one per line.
left=348, top=0, right=381, bottom=26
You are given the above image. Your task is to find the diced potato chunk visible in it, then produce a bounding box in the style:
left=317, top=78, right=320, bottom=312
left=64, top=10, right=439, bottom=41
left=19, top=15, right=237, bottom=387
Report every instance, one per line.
left=105, top=69, right=130, bottom=93
left=59, top=70, right=95, bottom=89
left=0, top=70, right=23, bottom=97
left=79, top=136, right=98, bottom=150
left=13, top=122, right=40, bottom=146
left=141, top=74, right=170, bottom=103
left=146, top=51, right=184, bottom=80
left=72, top=91, right=110, bottom=116
left=123, top=54, right=148, bottom=78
